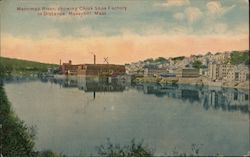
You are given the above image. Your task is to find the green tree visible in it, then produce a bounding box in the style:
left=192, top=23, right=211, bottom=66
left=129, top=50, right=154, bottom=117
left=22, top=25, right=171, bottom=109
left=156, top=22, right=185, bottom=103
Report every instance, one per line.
left=96, top=138, right=153, bottom=157
left=155, top=57, right=167, bottom=63
left=192, top=60, right=202, bottom=69
left=230, top=51, right=249, bottom=65
left=172, top=56, right=185, bottom=61
left=144, top=58, right=154, bottom=63
left=36, top=150, right=66, bottom=157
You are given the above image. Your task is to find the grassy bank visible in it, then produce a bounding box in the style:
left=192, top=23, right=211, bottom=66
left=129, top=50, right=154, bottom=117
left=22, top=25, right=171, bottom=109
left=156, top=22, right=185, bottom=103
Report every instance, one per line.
left=0, top=84, right=36, bottom=156
left=0, top=57, right=58, bottom=76
left=0, top=62, right=63, bottom=157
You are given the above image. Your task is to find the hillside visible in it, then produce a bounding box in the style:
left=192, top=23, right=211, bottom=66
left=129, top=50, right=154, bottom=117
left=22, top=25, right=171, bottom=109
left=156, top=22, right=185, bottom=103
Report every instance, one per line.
left=230, top=50, right=249, bottom=65
left=0, top=57, right=58, bottom=75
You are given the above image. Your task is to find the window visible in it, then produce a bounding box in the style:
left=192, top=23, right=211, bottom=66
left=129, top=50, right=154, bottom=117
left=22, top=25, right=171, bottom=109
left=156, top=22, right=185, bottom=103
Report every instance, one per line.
left=245, top=94, right=249, bottom=101
left=234, top=92, right=238, bottom=100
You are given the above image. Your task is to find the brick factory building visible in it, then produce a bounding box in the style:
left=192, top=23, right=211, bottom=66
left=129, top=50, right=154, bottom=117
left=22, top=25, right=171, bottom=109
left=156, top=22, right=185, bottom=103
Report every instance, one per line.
left=77, top=64, right=125, bottom=77
left=59, top=60, right=125, bottom=77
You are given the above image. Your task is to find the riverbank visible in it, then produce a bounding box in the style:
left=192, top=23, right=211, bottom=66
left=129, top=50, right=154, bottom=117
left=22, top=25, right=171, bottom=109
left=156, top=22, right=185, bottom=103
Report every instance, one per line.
left=134, top=76, right=249, bottom=90
left=0, top=84, right=35, bottom=156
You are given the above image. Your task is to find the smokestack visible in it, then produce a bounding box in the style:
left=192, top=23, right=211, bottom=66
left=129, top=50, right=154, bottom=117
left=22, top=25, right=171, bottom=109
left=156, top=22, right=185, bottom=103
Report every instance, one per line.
left=60, top=59, right=61, bottom=65
left=94, top=54, right=96, bottom=64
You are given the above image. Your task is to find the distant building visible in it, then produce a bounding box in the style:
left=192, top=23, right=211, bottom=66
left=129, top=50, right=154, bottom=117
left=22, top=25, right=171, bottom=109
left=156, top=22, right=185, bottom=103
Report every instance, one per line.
left=59, top=61, right=125, bottom=77
left=77, top=64, right=125, bottom=77
left=144, top=68, right=167, bottom=77
left=208, top=64, right=219, bottom=80
left=59, top=60, right=79, bottom=75
left=176, top=68, right=200, bottom=78
left=207, top=52, right=231, bottom=64
left=225, top=65, right=249, bottom=82
left=208, top=63, right=249, bottom=82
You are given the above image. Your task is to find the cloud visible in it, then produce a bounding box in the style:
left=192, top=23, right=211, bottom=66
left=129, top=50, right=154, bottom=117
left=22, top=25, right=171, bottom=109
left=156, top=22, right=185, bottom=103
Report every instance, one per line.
left=37, top=29, right=62, bottom=38
left=155, top=0, right=190, bottom=7
left=76, top=26, right=105, bottom=37
left=203, top=23, right=228, bottom=34
left=235, top=24, right=249, bottom=34
left=172, top=7, right=202, bottom=24
left=206, top=1, right=236, bottom=16
left=213, top=23, right=228, bottom=33
left=173, top=12, right=185, bottom=21
left=185, top=7, right=203, bottom=23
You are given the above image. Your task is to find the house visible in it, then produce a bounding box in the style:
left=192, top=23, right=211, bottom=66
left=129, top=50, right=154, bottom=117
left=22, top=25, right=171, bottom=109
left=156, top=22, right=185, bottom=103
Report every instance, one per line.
left=176, top=68, right=200, bottom=78
left=208, top=63, right=249, bottom=82
left=224, top=65, right=249, bottom=82
left=59, top=60, right=79, bottom=75
left=144, top=68, right=167, bottom=77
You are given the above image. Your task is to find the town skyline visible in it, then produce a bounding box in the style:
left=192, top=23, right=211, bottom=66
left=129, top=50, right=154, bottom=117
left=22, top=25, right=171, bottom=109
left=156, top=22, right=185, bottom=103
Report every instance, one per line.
left=1, top=0, right=249, bottom=64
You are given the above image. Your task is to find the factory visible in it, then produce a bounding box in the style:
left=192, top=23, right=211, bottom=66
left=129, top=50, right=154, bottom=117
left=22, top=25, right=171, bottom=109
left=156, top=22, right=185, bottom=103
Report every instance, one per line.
left=58, top=55, right=125, bottom=77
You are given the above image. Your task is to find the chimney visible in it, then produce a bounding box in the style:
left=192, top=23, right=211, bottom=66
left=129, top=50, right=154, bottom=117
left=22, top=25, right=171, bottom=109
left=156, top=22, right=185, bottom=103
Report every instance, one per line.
left=60, top=59, right=61, bottom=65
left=69, top=60, right=72, bottom=65
left=94, top=54, right=96, bottom=64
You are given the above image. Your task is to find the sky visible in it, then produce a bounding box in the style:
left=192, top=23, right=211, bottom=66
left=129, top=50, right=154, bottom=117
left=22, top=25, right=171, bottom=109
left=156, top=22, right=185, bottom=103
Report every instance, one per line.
left=0, top=0, right=249, bottom=64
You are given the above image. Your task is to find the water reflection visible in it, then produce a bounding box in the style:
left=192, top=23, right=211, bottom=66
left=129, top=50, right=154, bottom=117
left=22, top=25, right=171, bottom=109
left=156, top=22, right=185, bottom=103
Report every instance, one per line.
left=136, top=83, right=249, bottom=114
left=4, top=76, right=249, bottom=156
left=39, top=76, right=249, bottom=114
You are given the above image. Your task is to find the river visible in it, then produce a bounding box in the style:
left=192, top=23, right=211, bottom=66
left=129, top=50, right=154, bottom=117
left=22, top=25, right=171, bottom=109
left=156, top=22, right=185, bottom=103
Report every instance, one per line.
left=4, top=78, right=249, bottom=156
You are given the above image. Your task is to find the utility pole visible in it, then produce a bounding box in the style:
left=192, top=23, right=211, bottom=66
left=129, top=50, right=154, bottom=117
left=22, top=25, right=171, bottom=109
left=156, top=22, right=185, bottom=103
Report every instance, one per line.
left=94, top=54, right=96, bottom=64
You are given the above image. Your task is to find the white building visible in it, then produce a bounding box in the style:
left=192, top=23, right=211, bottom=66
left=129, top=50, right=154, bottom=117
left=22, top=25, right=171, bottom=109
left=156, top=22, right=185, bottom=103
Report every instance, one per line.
left=208, top=63, right=249, bottom=82
left=144, top=68, right=168, bottom=77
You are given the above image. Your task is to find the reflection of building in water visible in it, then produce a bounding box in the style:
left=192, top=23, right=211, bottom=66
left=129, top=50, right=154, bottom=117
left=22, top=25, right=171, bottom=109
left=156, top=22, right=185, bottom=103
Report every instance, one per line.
left=181, top=89, right=199, bottom=101
left=139, top=84, right=249, bottom=113
left=204, top=89, right=249, bottom=113
left=54, top=76, right=126, bottom=92
left=62, top=79, right=78, bottom=88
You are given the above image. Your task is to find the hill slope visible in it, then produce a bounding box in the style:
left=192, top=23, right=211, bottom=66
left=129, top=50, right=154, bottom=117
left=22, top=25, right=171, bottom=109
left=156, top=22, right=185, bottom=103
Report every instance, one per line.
left=0, top=57, right=58, bottom=74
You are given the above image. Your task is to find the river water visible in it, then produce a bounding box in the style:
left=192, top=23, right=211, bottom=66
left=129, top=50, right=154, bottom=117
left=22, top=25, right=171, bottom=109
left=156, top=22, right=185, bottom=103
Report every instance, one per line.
left=4, top=78, right=249, bottom=156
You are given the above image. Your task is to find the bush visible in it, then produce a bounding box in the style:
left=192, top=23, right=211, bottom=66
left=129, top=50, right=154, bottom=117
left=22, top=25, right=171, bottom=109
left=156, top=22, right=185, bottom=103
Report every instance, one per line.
left=36, top=150, right=66, bottom=157
left=0, top=85, right=36, bottom=157
left=96, top=138, right=153, bottom=157
left=192, top=60, right=205, bottom=69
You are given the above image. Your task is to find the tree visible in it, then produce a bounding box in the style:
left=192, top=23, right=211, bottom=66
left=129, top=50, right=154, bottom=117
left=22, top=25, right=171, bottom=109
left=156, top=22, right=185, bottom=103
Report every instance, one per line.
left=155, top=57, right=167, bottom=63
left=0, top=63, right=6, bottom=77
left=96, top=138, right=153, bottom=157
left=192, top=60, right=202, bottom=69
left=230, top=51, right=249, bottom=65
left=172, top=56, right=185, bottom=61
left=143, top=58, right=154, bottom=63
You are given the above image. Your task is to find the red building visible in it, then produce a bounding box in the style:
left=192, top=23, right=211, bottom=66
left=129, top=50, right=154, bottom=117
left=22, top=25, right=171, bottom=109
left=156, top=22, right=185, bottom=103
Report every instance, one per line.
left=59, top=60, right=79, bottom=75
left=59, top=60, right=125, bottom=76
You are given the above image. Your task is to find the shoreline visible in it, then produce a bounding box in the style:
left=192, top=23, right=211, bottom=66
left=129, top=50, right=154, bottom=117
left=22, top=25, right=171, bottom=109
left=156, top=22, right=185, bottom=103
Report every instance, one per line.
left=4, top=73, right=250, bottom=90
left=134, top=76, right=250, bottom=90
